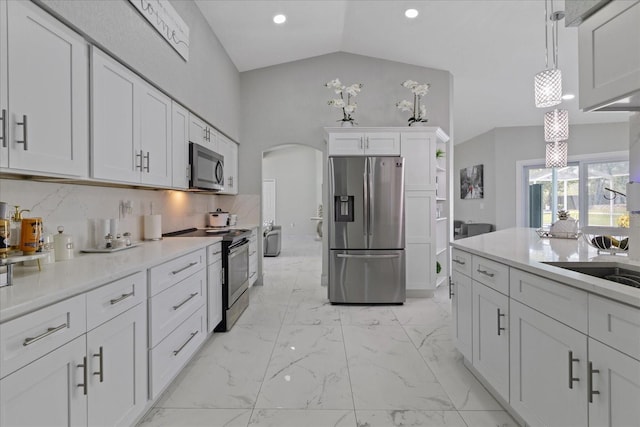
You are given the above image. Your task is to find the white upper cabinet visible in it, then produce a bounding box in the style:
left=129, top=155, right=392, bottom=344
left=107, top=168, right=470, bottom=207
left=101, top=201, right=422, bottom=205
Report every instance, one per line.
left=1, top=0, right=88, bottom=176
left=171, top=102, right=190, bottom=189
left=578, top=0, right=640, bottom=111
left=139, top=80, right=171, bottom=186
left=327, top=131, right=400, bottom=156
left=189, top=113, right=218, bottom=153
left=91, top=47, right=171, bottom=186
left=401, top=132, right=436, bottom=191
left=91, top=47, right=140, bottom=184
left=218, top=134, right=238, bottom=195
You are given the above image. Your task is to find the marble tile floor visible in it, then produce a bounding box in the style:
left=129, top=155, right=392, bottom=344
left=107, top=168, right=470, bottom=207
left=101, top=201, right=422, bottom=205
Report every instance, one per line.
left=139, top=236, right=519, bottom=427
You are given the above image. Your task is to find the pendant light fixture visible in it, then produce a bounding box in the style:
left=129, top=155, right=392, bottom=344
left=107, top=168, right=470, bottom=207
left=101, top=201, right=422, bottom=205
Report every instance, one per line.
left=546, top=140, right=568, bottom=168
left=544, top=108, right=569, bottom=142
left=534, top=0, right=564, bottom=108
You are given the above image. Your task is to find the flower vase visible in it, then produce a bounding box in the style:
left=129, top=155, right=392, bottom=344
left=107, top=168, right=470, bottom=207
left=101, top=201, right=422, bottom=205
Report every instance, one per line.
left=409, top=121, right=426, bottom=127
left=341, top=120, right=353, bottom=127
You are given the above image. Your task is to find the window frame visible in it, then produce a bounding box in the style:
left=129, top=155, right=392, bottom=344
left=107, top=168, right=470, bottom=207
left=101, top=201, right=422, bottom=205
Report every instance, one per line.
left=517, top=151, right=629, bottom=228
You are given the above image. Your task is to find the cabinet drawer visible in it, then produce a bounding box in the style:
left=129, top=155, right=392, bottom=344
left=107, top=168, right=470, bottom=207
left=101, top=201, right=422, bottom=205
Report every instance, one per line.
left=207, top=242, right=222, bottom=265
left=472, top=255, right=509, bottom=295
left=86, top=271, right=146, bottom=331
left=149, top=249, right=205, bottom=297
left=149, top=305, right=206, bottom=399
left=0, top=295, right=86, bottom=378
left=510, top=268, right=588, bottom=334
left=451, top=248, right=472, bottom=276
left=589, top=294, right=640, bottom=360
left=149, top=268, right=206, bottom=348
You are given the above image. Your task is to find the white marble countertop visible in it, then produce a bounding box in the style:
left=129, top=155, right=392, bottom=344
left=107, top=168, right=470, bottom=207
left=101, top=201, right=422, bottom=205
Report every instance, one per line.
left=0, top=237, right=222, bottom=323
left=451, top=228, right=640, bottom=308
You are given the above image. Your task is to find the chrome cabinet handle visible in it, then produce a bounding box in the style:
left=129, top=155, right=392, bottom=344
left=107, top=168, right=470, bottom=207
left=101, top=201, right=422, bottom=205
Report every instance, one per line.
left=0, top=109, right=6, bottom=147
left=23, top=323, right=67, bottom=346
left=477, top=268, right=495, bottom=278
left=172, top=292, right=198, bottom=310
left=110, top=291, right=134, bottom=305
left=366, top=136, right=370, bottom=149
left=171, top=261, right=198, bottom=275
left=497, top=308, right=506, bottom=336
left=588, top=362, right=600, bottom=403
left=144, top=151, right=150, bottom=172
left=136, top=150, right=143, bottom=170
left=360, top=137, right=364, bottom=150
left=453, top=258, right=466, bottom=265
left=568, top=350, right=579, bottom=389
left=93, top=346, right=104, bottom=383
left=448, top=277, right=454, bottom=299
left=250, top=271, right=256, bottom=279
left=173, top=331, right=198, bottom=356
left=78, top=356, right=88, bottom=395
left=16, top=115, right=27, bottom=150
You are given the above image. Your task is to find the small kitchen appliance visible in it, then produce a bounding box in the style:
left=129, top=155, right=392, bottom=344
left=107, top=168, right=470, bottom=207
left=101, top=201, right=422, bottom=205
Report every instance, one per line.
left=189, top=142, right=224, bottom=191
left=207, top=209, right=229, bottom=227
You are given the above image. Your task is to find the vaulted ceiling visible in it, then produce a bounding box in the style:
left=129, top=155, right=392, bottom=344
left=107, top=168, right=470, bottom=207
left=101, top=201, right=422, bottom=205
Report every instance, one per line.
left=195, top=0, right=630, bottom=143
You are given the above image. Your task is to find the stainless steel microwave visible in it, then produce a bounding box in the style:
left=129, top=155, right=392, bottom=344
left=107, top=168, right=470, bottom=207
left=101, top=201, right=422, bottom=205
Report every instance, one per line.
left=189, top=142, right=224, bottom=191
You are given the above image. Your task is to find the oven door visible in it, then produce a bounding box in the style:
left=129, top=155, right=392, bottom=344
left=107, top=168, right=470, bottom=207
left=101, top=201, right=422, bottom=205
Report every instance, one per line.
left=227, top=239, right=249, bottom=307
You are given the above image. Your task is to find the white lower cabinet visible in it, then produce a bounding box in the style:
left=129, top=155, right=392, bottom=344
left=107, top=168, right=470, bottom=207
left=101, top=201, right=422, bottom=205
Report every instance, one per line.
left=451, top=269, right=472, bottom=361
left=87, top=304, right=147, bottom=427
left=249, top=228, right=258, bottom=286
left=147, top=249, right=208, bottom=399
left=472, top=281, right=509, bottom=400
left=149, top=305, right=206, bottom=399
left=509, top=299, right=588, bottom=427
left=0, top=273, right=148, bottom=427
left=0, top=335, right=88, bottom=427
left=588, top=338, right=640, bottom=427
left=207, top=242, right=223, bottom=333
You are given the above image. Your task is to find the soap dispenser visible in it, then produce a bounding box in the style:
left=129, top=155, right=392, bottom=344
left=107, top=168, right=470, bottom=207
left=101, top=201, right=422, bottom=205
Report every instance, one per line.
left=9, top=206, right=30, bottom=249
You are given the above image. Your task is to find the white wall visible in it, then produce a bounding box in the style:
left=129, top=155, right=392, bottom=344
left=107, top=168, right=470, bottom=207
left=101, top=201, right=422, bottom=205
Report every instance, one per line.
left=453, top=130, right=496, bottom=226
left=454, top=122, right=630, bottom=230
left=38, top=0, right=240, bottom=140
left=239, top=52, right=453, bottom=194
left=262, top=146, right=321, bottom=237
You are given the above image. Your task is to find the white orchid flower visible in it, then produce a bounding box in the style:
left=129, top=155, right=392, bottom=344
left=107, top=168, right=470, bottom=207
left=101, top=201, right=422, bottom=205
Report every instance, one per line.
left=402, top=80, right=418, bottom=89
left=325, top=78, right=342, bottom=88
left=412, top=84, right=430, bottom=96
left=328, top=99, right=346, bottom=108
left=334, top=86, right=345, bottom=95
left=344, top=104, right=357, bottom=114
left=396, top=99, right=413, bottom=112
left=345, top=83, right=363, bottom=97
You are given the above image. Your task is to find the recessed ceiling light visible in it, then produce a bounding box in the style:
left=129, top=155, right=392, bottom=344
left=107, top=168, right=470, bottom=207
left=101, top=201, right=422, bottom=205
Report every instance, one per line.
left=562, top=93, right=575, bottom=100
left=273, top=14, right=286, bottom=24
left=405, top=9, right=419, bottom=19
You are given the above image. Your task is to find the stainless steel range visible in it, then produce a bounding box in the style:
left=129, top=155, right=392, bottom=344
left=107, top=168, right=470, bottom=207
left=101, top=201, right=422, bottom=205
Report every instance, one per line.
left=164, top=227, right=251, bottom=331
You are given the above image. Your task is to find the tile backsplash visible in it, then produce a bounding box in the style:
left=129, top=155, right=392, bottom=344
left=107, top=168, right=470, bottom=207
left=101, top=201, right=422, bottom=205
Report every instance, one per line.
left=0, top=178, right=259, bottom=252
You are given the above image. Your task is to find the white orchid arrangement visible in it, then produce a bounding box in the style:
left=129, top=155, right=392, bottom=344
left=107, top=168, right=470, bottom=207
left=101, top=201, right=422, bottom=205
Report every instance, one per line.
left=396, top=80, right=430, bottom=125
left=325, top=78, right=363, bottom=124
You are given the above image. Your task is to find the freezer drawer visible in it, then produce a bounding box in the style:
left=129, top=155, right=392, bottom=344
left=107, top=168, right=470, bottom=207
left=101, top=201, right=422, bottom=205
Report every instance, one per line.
left=329, top=250, right=405, bottom=303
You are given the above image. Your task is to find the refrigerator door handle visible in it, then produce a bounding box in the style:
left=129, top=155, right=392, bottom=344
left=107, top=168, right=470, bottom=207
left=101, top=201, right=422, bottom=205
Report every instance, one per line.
left=367, top=158, right=374, bottom=237
left=337, top=253, right=400, bottom=259
left=363, top=159, right=369, bottom=245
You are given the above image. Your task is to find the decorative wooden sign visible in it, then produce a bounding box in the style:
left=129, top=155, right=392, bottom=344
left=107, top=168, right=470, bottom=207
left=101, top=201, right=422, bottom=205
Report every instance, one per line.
left=129, top=0, right=190, bottom=61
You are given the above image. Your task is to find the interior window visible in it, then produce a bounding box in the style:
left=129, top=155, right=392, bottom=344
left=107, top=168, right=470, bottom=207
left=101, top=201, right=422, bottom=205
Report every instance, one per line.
left=523, top=157, right=628, bottom=228
left=586, top=160, right=629, bottom=226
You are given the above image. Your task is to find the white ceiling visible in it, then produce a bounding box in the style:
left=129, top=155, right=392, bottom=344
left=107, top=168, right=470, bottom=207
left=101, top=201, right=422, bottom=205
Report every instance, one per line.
left=195, top=0, right=630, bottom=143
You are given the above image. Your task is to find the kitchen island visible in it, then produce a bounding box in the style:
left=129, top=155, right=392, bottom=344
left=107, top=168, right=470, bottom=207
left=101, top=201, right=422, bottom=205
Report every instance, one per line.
left=450, top=227, right=640, bottom=427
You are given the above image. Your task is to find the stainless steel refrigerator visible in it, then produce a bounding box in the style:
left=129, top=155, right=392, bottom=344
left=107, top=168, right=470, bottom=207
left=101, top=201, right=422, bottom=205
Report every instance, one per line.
left=328, top=156, right=406, bottom=303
